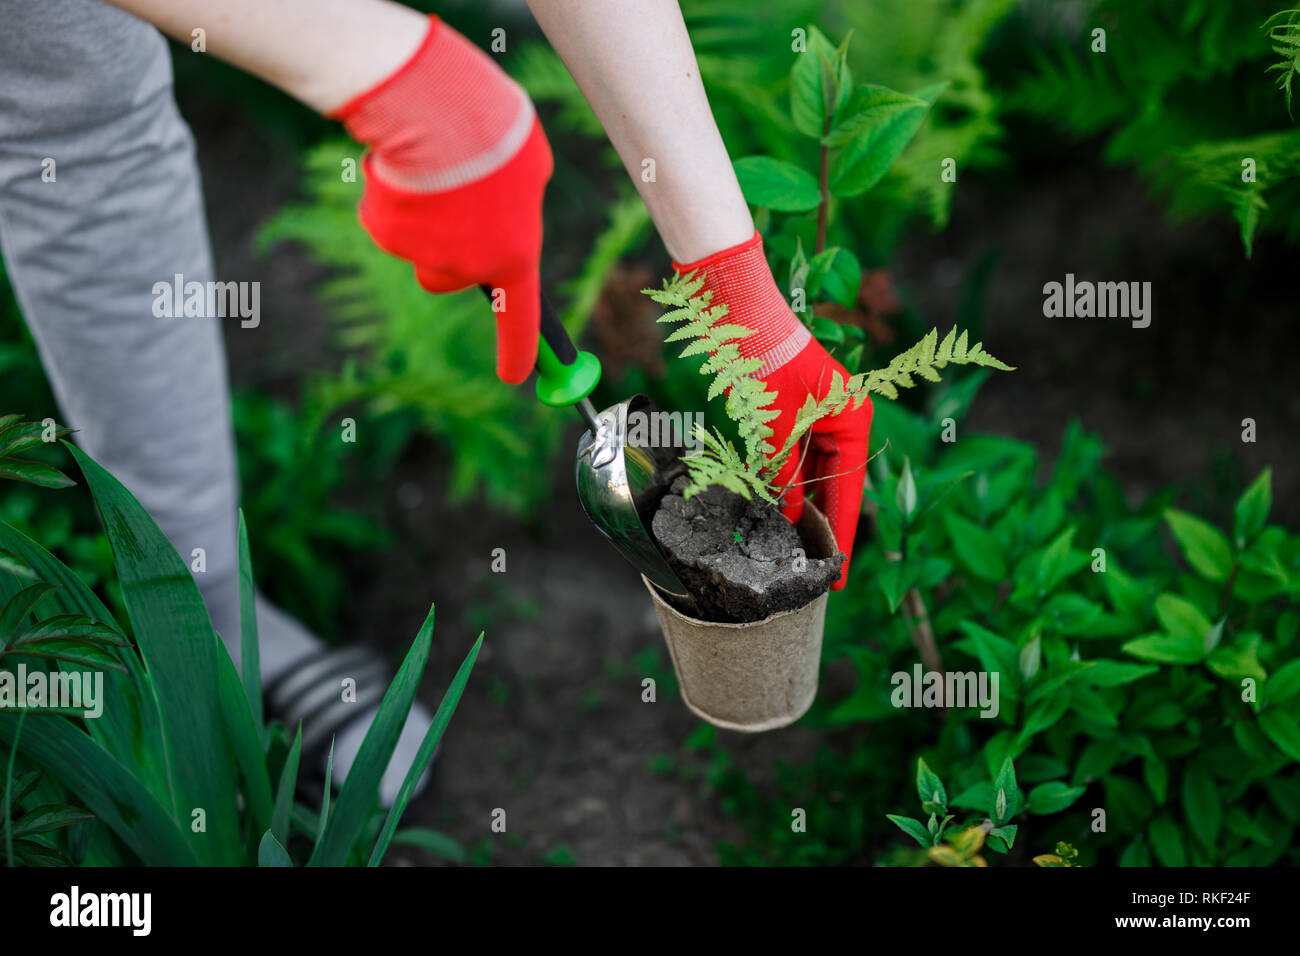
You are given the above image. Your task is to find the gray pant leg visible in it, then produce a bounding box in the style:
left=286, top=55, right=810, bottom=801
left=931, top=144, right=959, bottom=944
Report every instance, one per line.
left=0, top=0, right=312, bottom=678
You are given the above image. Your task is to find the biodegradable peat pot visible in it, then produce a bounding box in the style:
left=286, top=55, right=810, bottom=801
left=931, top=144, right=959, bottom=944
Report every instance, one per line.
left=643, top=501, right=837, bottom=732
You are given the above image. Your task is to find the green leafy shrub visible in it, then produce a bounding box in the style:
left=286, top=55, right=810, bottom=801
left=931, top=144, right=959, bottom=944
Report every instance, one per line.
left=700, top=388, right=1298, bottom=865
left=861, top=396, right=1298, bottom=867
left=888, top=757, right=1085, bottom=866
left=0, top=422, right=478, bottom=866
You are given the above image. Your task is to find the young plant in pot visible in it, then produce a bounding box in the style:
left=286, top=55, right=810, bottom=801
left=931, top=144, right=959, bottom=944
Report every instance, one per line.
left=630, top=23, right=1012, bottom=730
left=640, top=273, right=1012, bottom=732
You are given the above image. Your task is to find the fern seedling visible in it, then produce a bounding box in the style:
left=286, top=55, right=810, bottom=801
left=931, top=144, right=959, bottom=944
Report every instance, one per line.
left=645, top=274, right=1014, bottom=504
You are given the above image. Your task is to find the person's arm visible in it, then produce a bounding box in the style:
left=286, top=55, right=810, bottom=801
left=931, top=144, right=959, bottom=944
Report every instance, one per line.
left=104, top=0, right=426, bottom=113
left=106, top=0, right=550, bottom=386
left=523, top=0, right=752, bottom=263
left=525, top=1, right=870, bottom=587
left=109, top=0, right=871, bottom=583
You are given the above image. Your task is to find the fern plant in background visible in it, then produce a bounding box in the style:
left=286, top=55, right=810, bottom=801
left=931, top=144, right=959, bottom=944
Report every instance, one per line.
left=1007, top=0, right=1300, bottom=257
left=258, top=142, right=564, bottom=518
left=1266, top=8, right=1300, bottom=112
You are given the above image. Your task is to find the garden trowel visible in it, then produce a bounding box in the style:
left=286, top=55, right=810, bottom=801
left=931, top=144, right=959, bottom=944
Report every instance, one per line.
left=506, top=287, right=691, bottom=600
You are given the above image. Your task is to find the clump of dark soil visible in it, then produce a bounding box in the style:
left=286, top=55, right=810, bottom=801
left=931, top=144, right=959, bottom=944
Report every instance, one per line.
left=651, top=477, right=844, bottom=623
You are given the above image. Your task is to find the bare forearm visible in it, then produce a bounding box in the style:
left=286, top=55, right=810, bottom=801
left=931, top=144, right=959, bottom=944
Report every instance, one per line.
left=524, top=0, right=752, bottom=262
left=103, top=0, right=427, bottom=113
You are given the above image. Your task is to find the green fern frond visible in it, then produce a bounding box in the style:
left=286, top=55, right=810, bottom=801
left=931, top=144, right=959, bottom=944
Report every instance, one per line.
left=772, top=327, right=1014, bottom=466
left=1266, top=9, right=1300, bottom=117
left=644, top=272, right=781, bottom=470
left=646, top=269, right=1014, bottom=502
left=681, top=424, right=778, bottom=504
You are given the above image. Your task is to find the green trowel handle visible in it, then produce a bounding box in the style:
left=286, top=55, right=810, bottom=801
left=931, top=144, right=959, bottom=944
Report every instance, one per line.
left=534, top=292, right=601, bottom=407
left=480, top=284, right=601, bottom=407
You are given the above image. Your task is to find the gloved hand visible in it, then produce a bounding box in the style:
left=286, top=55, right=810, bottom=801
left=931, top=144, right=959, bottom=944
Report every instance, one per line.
left=673, top=231, right=872, bottom=589
left=330, top=15, right=552, bottom=385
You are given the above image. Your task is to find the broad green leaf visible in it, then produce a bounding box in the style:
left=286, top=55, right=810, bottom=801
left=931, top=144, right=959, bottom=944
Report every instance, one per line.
left=993, top=758, right=1021, bottom=821
left=1101, top=562, right=1150, bottom=620
left=1154, top=592, right=1212, bottom=644
left=789, top=25, right=840, bottom=138
left=0, top=458, right=75, bottom=489
left=1148, top=815, right=1186, bottom=867
left=1020, top=691, right=1070, bottom=740
left=271, top=725, right=302, bottom=847
left=957, top=622, right=1019, bottom=691
left=369, top=625, right=482, bottom=867
left=69, top=443, right=239, bottom=865
left=1265, top=660, right=1300, bottom=704
left=886, top=813, right=932, bottom=847
left=1073, top=739, right=1120, bottom=785
left=1027, top=781, right=1086, bottom=815
left=1122, top=632, right=1202, bottom=665
left=943, top=511, right=1007, bottom=582
left=1259, top=710, right=1300, bottom=763
left=318, top=739, right=334, bottom=848
left=258, top=831, right=293, bottom=867
left=733, top=156, right=822, bottom=212
left=805, top=246, right=861, bottom=308
left=1238, top=527, right=1289, bottom=587
left=1144, top=757, right=1169, bottom=804
left=1182, top=764, right=1221, bottom=849
left=877, top=561, right=915, bottom=613
left=951, top=781, right=993, bottom=811
left=1037, top=526, right=1078, bottom=594
left=0, top=713, right=199, bottom=865
left=810, top=316, right=845, bottom=346
left=310, top=608, right=436, bottom=866
left=0, top=520, right=164, bottom=785
left=9, top=804, right=95, bottom=839
left=828, top=83, right=940, bottom=197
left=987, top=824, right=1017, bottom=853
left=916, top=757, right=947, bottom=808
left=1233, top=468, right=1271, bottom=547
left=824, top=84, right=928, bottom=146
left=0, top=549, right=37, bottom=581
left=1225, top=806, right=1273, bottom=846
left=1206, top=639, right=1267, bottom=683
left=1164, top=508, right=1233, bottom=582
left=1120, top=839, right=1151, bottom=867
left=215, top=638, right=273, bottom=840
left=1080, top=660, right=1158, bottom=687
left=1018, top=755, right=1069, bottom=782
left=0, top=582, right=57, bottom=644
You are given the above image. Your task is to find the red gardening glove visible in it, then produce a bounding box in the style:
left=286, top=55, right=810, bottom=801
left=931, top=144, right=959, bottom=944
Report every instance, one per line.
left=330, top=15, right=552, bottom=385
left=674, top=232, right=873, bottom=589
